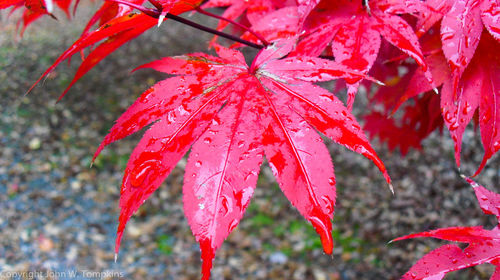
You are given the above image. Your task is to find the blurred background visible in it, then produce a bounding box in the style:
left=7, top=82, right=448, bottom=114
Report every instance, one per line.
left=1, top=2, right=499, bottom=279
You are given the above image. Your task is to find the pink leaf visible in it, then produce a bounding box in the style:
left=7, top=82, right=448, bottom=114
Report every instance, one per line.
left=95, top=43, right=390, bottom=278
left=183, top=80, right=264, bottom=279
left=440, top=0, right=482, bottom=93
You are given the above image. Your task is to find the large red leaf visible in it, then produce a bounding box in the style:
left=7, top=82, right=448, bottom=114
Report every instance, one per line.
left=95, top=39, right=390, bottom=278
left=394, top=177, right=500, bottom=280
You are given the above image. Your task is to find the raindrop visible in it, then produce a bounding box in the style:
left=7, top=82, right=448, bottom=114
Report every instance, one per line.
left=228, top=219, right=238, bottom=232
left=130, top=160, right=159, bottom=187
left=328, top=177, right=335, bottom=186
left=319, top=94, right=334, bottom=102
left=482, top=109, right=492, bottom=123
left=462, top=102, right=472, bottom=115
left=449, top=122, right=459, bottom=131
left=178, top=104, right=189, bottom=115
left=204, top=137, right=212, bottom=144
left=195, top=161, right=202, bottom=167
left=321, top=195, right=334, bottom=215
left=244, top=173, right=253, bottom=182
left=221, top=195, right=233, bottom=216
left=160, top=137, right=171, bottom=144
left=237, top=141, right=245, bottom=148
left=443, top=111, right=454, bottom=123
left=493, top=141, right=500, bottom=150
left=451, top=258, right=458, bottom=264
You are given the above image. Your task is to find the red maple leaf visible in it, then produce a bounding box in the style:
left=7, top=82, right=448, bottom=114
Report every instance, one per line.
left=92, top=39, right=391, bottom=279
left=28, top=0, right=202, bottom=100
left=288, top=0, right=434, bottom=109
left=393, top=176, right=500, bottom=280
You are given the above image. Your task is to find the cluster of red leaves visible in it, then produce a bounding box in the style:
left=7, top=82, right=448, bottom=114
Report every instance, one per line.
left=362, top=0, right=499, bottom=175
left=3, top=0, right=500, bottom=278
left=393, top=177, right=500, bottom=280
left=1, top=0, right=74, bottom=34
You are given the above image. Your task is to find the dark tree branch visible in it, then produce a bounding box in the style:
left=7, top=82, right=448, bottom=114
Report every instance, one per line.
left=104, top=0, right=265, bottom=50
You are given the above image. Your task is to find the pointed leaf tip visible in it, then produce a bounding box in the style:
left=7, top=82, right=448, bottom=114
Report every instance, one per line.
left=309, top=216, right=333, bottom=255
left=200, top=239, right=215, bottom=280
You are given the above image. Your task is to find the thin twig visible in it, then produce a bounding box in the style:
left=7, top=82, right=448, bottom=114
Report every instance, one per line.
left=104, top=0, right=265, bottom=50
left=166, top=13, right=264, bottom=49
left=195, top=7, right=269, bottom=46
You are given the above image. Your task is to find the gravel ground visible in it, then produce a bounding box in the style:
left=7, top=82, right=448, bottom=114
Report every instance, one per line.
left=1, top=4, right=499, bottom=280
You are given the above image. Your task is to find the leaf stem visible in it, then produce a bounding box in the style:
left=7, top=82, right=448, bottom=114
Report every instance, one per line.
left=103, top=0, right=265, bottom=50
left=195, top=7, right=270, bottom=46
left=165, top=13, right=264, bottom=49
